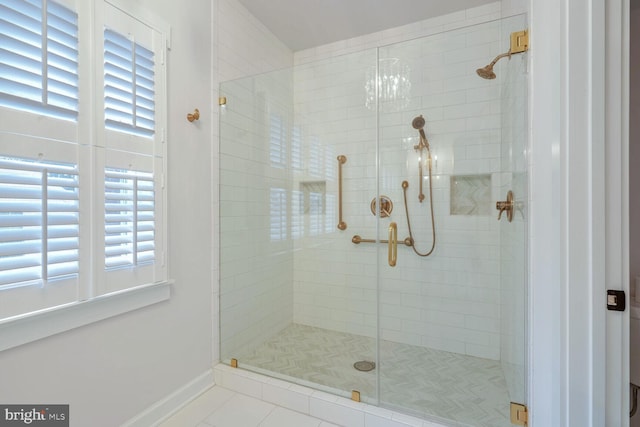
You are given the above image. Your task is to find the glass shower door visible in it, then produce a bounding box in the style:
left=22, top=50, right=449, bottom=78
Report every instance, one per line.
left=375, top=16, right=528, bottom=427
left=219, top=49, right=382, bottom=404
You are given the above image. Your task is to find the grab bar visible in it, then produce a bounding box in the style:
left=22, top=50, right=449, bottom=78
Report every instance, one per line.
left=337, top=155, right=347, bottom=230
left=352, top=235, right=413, bottom=246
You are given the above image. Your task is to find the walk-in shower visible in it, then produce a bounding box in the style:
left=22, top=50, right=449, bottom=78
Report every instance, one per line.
left=220, top=15, right=528, bottom=427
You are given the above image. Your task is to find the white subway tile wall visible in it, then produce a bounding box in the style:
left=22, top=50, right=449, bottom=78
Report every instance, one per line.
left=290, top=5, right=517, bottom=360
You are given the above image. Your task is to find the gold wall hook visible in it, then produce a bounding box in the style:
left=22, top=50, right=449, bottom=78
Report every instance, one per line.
left=187, top=108, right=200, bottom=122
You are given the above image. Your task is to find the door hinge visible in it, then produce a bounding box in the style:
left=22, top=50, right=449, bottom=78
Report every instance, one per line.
left=510, top=30, right=529, bottom=54
left=510, top=402, right=528, bottom=426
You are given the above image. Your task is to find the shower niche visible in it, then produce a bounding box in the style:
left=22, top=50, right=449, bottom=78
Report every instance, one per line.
left=298, top=181, right=326, bottom=214
left=219, top=14, right=528, bottom=427
left=450, top=174, right=492, bottom=216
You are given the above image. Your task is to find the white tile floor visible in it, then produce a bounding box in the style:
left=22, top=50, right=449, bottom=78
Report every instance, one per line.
left=159, top=386, right=341, bottom=427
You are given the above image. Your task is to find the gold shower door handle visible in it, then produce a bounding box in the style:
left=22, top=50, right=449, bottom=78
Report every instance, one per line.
left=388, top=222, right=397, bottom=267
left=337, top=155, right=347, bottom=230
left=496, top=190, right=514, bottom=222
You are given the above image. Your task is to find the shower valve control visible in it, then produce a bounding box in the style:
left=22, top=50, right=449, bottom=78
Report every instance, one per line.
left=496, top=190, right=514, bottom=222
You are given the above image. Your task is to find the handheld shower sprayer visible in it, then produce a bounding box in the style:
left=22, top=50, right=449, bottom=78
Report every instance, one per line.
left=412, top=115, right=429, bottom=150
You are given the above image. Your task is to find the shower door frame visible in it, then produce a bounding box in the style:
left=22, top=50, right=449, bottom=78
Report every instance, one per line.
left=603, top=0, right=630, bottom=424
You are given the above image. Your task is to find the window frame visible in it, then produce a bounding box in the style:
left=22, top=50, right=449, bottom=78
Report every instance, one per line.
left=0, top=0, right=171, bottom=352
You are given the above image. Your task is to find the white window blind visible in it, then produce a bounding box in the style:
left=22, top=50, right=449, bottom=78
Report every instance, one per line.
left=104, top=28, right=155, bottom=138
left=0, top=0, right=79, bottom=120
left=104, top=168, right=155, bottom=269
left=0, top=156, right=79, bottom=290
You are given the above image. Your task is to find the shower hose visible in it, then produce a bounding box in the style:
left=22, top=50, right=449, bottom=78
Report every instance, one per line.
left=402, top=147, right=436, bottom=257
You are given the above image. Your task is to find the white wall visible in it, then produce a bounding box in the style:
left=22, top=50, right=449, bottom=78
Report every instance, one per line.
left=216, top=0, right=292, bottom=82
left=630, top=2, right=640, bottom=298
left=0, top=1, right=214, bottom=426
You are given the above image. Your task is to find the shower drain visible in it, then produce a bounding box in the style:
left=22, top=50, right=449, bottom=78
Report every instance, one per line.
left=353, top=361, right=376, bottom=372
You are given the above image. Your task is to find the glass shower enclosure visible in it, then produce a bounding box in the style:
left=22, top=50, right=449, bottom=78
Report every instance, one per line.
left=219, top=15, right=528, bottom=427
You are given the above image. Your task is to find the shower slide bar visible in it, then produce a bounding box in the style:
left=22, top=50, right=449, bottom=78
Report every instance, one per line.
left=351, top=235, right=413, bottom=246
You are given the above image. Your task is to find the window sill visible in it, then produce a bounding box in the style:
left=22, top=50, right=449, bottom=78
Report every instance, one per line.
left=0, top=281, right=172, bottom=353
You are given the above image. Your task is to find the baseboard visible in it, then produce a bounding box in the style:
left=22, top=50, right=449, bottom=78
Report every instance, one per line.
left=122, top=369, right=215, bottom=427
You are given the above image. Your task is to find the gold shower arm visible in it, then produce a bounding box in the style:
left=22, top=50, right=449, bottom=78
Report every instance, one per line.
left=488, top=51, right=512, bottom=68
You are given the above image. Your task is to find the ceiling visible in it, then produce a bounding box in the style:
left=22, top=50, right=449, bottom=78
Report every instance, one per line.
left=236, top=0, right=498, bottom=51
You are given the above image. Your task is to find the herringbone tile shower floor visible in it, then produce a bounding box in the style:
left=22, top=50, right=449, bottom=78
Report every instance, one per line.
left=236, top=324, right=511, bottom=427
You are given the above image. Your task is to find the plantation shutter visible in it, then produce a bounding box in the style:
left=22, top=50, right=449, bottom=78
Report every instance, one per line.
left=104, top=28, right=155, bottom=137
left=0, top=0, right=78, bottom=120
left=0, top=0, right=169, bottom=342
left=99, top=2, right=165, bottom=295
left=104, top=168, right=155, bottom=269
left=0, top=157, right=79, bottom=289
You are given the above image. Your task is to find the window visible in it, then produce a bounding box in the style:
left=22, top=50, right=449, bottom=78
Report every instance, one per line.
left=0, top=0, right=169, bottom=349
left=100, top=1, right=166, bottom=294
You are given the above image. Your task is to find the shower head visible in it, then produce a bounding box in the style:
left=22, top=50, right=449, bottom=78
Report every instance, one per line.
left=476, top=51, right=512, bottom=80
left=412, top=115, right=425, bottom=131
left=412, top=115, right=429, bottom=150
left=476, top=65, right=496, bottom=80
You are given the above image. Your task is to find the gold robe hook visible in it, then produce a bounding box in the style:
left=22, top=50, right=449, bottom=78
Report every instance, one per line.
left=187, top=108, right=200, bottom=122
